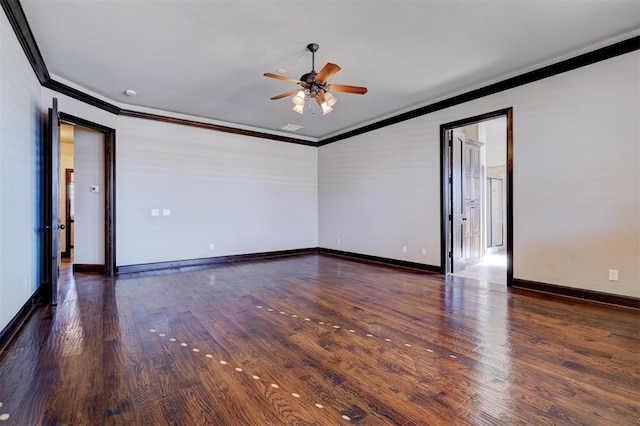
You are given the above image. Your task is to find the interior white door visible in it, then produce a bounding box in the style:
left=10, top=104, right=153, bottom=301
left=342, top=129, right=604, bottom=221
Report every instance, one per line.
left=451, top=131, right=466, bottom=273
left=463, top=140, right=482, bottom=265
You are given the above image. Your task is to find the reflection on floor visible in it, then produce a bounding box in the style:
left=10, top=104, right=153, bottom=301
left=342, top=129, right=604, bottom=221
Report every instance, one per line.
left=451, top=251, right=507, bottom=285
left=1, top=254, right=638, bottom=424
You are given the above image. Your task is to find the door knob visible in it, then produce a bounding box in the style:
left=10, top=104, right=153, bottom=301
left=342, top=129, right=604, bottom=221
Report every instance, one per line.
left=59, top=224, right=65, bottom=230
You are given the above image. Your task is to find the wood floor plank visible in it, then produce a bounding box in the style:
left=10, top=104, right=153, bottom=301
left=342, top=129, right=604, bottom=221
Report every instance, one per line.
left=0, top=255, right=638, bottom=425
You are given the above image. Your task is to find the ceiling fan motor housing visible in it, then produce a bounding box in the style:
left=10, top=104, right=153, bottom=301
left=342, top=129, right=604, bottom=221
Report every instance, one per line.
left=300, top=69, right=327, bottom=98
left=300, top=72, right=317, bottom=83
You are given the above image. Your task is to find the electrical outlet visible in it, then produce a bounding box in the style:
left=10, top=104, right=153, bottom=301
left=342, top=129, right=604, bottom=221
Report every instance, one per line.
left=337, top=238, right=341, bottom=245
left=421, top=248, right=427, bottom=255
left=608, top=269, right=619, bottom=282
left=209, top=243, right=215, bottom=251
left=402, top=246, right=408, bottom=253
left=24, top=276, right=28, bottom=290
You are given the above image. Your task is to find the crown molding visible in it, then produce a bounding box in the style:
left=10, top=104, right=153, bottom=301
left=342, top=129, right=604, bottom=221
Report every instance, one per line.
left=318, top=36, right=640, bottom=146
left=1, top=0, right=49, bottom=83
left=43, top=79, right=121, bottom=115
left=119, top=109, right=317, bottom=146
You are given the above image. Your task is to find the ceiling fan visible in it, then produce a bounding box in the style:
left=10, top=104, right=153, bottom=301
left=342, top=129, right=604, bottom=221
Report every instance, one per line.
left=264, top=43, right=368, bottom=115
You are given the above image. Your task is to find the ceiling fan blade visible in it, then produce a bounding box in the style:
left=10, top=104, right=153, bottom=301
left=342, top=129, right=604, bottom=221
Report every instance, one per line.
left=315, top=63, right=341, bottom=83
left=270, top=89, right=301, bottom=100
left=263, top=72, right=302, bottom=84
left=329, top=84, right=368, bottom=95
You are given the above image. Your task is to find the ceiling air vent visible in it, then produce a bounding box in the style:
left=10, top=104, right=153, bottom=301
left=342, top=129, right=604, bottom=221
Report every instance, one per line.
left=279, top=124, right=304, bottom=132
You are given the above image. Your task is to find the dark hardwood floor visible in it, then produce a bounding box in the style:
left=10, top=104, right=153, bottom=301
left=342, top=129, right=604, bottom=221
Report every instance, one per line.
left=0, top=254, right=638, bottom=425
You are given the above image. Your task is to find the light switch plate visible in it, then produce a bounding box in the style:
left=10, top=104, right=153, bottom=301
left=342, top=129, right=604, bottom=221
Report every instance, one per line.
left=162, top=209, right=171, bottom=216
left=90, top=185, right=100, bottom=193
left=151, top=209, right=160, bottom=216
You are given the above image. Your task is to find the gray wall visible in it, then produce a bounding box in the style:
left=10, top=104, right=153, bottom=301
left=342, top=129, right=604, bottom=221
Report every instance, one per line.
left=115, top=117, right=318, bottom=266
left=0, top=12, right=44, bottom=330
left=73, top=127, right=105, bottom=265
left=40, top=94, right=320, bottom=268
left=319, top=51, right=639, bottom=298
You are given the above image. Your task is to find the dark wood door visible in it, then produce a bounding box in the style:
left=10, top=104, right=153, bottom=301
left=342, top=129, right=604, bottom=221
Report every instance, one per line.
left=45, top=98, right=62, bottom=305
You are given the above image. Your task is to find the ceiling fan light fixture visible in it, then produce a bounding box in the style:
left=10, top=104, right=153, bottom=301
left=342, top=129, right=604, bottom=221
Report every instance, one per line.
left=292, top=90, right=306, bottom=106
left=321, top=103, right=334, bottom=115
left=292, top=104, right=305, bottom=114
left=324, top=92, right=338, bottom=107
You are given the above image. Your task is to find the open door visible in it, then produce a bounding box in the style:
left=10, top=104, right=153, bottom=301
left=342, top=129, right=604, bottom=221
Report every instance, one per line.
left=450, top=130, right=466, bottom=273
left=44, top=98, right=64, bottom=305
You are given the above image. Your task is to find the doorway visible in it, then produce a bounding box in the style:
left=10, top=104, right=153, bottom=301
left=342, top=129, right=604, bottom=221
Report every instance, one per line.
left=60, top=122, right=74, bottom=259
left=58, top=113, right=116, bottom=276
left=441, top=108, right=513, bottom=286
left=63, top=168, right=74, bottom=258
left=59, top=122, right=109, bottom=273
left=42, top=101, right=116, bottom=306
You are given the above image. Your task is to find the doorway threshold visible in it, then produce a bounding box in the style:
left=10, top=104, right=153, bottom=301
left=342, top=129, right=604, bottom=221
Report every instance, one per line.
left=451, top=252, right=507, bottom=285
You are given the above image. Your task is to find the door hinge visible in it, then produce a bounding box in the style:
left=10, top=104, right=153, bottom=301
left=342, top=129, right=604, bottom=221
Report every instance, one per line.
left=448, top=177, right=452, bottom=184
left=448, top=214, right=452, bottom=221
left=448, top=251, right=453, bottom=258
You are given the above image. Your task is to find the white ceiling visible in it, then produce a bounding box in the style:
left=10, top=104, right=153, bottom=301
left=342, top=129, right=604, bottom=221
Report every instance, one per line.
left=20, top=0, right=640, bottom=140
